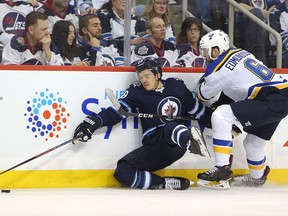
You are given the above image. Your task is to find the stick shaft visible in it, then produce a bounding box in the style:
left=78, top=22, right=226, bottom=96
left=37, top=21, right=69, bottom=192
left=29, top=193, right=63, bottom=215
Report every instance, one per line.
left=0, top=138, right=76, bottom=176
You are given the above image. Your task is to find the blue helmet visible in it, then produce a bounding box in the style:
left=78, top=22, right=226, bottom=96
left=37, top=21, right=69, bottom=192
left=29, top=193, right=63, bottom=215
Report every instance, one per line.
left=135, top=57, right=162, bottom=77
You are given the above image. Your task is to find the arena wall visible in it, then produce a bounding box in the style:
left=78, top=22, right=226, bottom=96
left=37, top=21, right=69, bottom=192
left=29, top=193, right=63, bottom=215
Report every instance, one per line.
left=0, top=65, right=288, bottom=188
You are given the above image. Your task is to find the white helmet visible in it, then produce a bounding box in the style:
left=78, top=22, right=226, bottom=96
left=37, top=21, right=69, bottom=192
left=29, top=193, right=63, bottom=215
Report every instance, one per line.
left=200, top=30, right=230, bottom=60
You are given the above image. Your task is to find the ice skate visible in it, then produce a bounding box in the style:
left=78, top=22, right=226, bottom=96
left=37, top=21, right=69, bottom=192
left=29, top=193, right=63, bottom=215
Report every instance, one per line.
left=197, top=165, right=233, bottom=189
left=187, top=125, right=210, bottom=157
left=162, top=177, right=191, bottom=190
left=230, top=166, right=270, bottom=187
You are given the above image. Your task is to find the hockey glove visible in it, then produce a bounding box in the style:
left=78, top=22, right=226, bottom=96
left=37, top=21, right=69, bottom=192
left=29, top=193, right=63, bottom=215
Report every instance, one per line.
left=73, top=115, right=101, bottom=143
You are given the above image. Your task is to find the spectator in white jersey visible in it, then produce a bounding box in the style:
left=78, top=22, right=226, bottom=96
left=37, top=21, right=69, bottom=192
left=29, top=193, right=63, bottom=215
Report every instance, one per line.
left=139, top=0, right=176, bottom=44
left=131, top=17, right=179, bottom=67
left=77, top=13, right=124, bottom=66
left=268, top=0, right=288, bottom=68
left=176, top=17, right=206, bottom=68
left=196, top=30, right=288, bottom=189
left=51, top=20, right=90, bottom=66
left=1, top=11, right=64, bottom=65
left=96, top=0, right=147, bottom=53
left=0, top=0, right=35, bottom=45
left=76, top=0, right=108, bottom=15
left=38, top=0, right=79, bottom=34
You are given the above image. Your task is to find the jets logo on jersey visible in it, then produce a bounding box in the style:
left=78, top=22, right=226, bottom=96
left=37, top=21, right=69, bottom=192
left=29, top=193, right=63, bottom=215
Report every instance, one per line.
left=158, top=96, right=181, bottom=122
left=3, top=12, right=25, bottom=35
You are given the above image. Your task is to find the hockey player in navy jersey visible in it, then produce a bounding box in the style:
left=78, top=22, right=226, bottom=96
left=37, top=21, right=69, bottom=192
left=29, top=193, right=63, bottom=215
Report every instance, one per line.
left=1, top=11, right=64, bottom=65
left=196, top=30, right=288, bottom=189
left=131, top=17, right=179, bottom=67
left=73, top=57, right=211, bottom=190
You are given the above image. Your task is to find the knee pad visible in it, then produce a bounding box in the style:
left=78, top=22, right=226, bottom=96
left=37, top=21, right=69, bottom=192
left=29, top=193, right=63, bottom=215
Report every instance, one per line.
left=114, top=161, right=136, bottom=187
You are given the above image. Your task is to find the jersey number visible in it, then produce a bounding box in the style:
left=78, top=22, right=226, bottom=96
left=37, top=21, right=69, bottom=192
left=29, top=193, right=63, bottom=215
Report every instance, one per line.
left=244, top=59, right=274, bottom=82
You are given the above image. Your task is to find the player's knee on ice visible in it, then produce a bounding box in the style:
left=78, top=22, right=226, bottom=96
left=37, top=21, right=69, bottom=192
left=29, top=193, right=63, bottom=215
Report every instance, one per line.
left=114, top=161, right=136, bottom=188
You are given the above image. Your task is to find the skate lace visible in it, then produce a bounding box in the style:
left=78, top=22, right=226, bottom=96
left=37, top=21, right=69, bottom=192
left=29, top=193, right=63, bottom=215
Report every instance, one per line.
left=165, top=178, right=181, bottom=190
left=205, top=166, right=219, bottom=174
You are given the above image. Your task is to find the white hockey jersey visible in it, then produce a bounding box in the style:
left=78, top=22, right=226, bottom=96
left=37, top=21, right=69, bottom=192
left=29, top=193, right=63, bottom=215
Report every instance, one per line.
left=37, top=0, right=79, bottom=34
left=176, top=44, right=206, bottom=67
left=131, top=40, right=179, bottom=67
left=1, top=32, right=64, bottom=65
left=197, top=49, right=287, bottom=102
left=0, top=0, right=34, bottom=45
left=77, top=0, right=108, bottom=12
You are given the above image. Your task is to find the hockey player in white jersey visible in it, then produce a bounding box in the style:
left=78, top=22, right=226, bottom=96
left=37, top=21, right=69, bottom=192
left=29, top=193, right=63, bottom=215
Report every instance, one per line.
left=196, top=30, right=288, bottom=188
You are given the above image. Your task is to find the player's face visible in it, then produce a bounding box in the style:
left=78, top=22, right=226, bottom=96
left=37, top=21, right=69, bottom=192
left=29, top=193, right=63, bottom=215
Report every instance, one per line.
left=186, top=24, right=200, bottom=45
left=202, top=47, right=220, bottom=62
left=67, top=25, right=75, bottom=46
left=153, top=0, right=168, bottom=16
left=138, top=70, right=160, bottom=91
left=150, top=18, right=166, bottom=40
left=31, top=19, right=49, bottom=43
left=87, top=17, right=102, bottom=39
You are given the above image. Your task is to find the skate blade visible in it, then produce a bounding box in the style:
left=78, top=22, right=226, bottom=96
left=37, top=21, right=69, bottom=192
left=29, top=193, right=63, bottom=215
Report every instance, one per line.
left=197, top=179, right=230, bottom=189
left=191, top=126, right=211, bottom=158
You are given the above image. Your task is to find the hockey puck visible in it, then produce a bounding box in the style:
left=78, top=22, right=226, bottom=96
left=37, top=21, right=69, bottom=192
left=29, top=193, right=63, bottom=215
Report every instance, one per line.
left=1, top=190, right=10, bottom=193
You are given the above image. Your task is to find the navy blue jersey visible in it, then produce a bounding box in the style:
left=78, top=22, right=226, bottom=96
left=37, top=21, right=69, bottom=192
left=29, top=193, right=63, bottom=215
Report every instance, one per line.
left=96, top=77, right=206, bottom=140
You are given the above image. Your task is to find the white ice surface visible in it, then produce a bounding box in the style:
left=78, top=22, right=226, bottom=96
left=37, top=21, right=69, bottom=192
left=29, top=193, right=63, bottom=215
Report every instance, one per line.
left=1, top=185, right=288, bottom=216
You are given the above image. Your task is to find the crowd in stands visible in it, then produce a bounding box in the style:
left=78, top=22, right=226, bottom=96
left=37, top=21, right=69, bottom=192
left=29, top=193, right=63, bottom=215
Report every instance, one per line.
left=0, top=0, right=287, bottom=67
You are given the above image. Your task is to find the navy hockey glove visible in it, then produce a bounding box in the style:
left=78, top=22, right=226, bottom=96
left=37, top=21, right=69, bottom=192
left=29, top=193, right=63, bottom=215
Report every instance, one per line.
left=73, top=115, right=101, bottom=143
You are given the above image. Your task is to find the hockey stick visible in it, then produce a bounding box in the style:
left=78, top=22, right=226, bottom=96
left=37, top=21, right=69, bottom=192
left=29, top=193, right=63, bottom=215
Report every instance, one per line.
left=0, top=137, right=79, bottom=176
left=105, top=88, right=196, bottom=121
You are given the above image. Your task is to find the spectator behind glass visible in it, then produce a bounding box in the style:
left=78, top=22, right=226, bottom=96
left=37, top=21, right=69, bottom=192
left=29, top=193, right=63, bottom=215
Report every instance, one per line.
left=76, top=0, right=109, bottom=15
left=77, top=14, right=124, bottom=66
left=176, top=17, right=206, bottom=68
left=234, top=0, right=278, bottom=66
left=1, top=11, right=64, bottom=65
left=139, top=0, right=176, bottom=44
left=0, top=0, right=35, bottom=45
left=269, top=0, right=288, bottom=68
left=97, top=0, right=147, bottom=52
left=51, top=20, right=90, bottom=66
left=38, top=0, right=79, bottom=34
left=131, top=17, right=179, bottom=67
